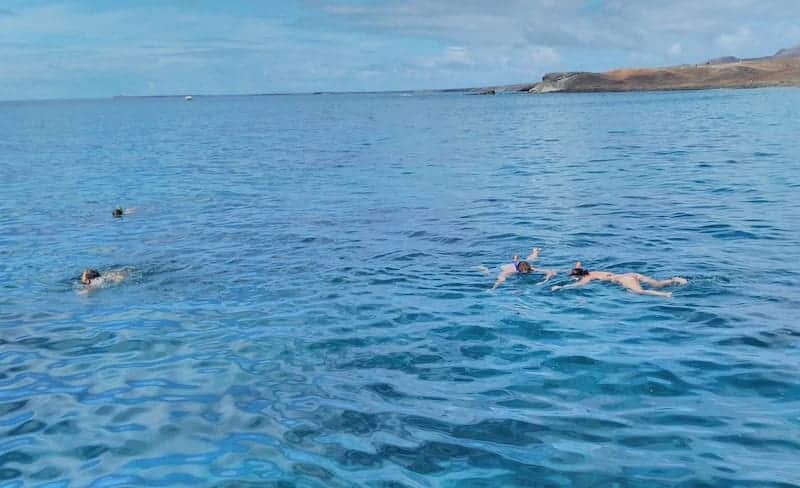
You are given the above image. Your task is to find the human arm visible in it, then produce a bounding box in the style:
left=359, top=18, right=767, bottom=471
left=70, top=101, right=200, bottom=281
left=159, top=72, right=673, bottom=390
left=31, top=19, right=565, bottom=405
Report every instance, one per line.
left=492, top=265, right=516, bottom=290
left=536, top=269, right=557, bottom=284
left=551, top=276, right=592, bottom=291
left=524, top=247, right=541, bottom=262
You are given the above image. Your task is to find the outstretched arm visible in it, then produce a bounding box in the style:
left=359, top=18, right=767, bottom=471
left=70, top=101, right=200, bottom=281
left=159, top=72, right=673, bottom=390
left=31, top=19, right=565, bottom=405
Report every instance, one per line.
left=492, top=268, right=515, bottom=290
left=525, top=247, right=541, bottom=262
left=535, top=269, right=557, bottom=284
left=552, top=276, right=592, bottom=291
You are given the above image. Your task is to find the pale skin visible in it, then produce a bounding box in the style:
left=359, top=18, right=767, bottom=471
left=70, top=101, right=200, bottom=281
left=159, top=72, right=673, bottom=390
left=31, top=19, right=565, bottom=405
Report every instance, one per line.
left=79, top=269, right=128, bottom=294
left=552, top=261, right=687, bottom=298
left=489, top=247, right=558, bottom=290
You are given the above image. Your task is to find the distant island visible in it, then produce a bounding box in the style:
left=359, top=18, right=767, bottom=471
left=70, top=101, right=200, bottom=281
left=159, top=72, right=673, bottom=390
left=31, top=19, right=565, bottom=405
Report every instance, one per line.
left=475, top=46, right=800, bottom=94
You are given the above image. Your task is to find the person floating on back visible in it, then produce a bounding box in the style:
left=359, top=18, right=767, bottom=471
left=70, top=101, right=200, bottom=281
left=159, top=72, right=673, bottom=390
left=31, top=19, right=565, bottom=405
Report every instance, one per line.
left=551, top=261, right=687, bottom=298
left=485, top=247, right=558, bottom=290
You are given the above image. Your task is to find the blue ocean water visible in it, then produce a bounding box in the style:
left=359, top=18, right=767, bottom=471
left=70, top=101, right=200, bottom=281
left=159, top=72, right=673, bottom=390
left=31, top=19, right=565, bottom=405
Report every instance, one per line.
left=1, top=88, right=799, bottom=487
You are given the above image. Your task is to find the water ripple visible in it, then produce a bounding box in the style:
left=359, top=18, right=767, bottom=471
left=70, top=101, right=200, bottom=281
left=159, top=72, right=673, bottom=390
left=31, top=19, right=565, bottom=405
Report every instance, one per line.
left=1, top=89, right=799, bottom=486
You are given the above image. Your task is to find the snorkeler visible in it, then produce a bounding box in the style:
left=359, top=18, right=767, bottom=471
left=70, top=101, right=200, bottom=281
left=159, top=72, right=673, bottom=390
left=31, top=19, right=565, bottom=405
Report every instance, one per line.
left=112, top=206, right=136, bottom=217
left=80, top=268, right=127, bottom=291
left=81, top=269, right=101, bottom=285
left=487, top=247, right=558, bottom=290
left=551, top=261, right=687, bottom=298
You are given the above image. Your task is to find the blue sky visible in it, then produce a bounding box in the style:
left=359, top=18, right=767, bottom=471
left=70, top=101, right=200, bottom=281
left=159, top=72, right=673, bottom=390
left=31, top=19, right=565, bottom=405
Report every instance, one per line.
left=1, top=0, right=799, bottom=99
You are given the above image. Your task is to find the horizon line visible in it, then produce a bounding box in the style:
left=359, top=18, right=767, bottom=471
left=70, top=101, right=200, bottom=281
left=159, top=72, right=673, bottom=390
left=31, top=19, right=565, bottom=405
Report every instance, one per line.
left=0, top=85, right=503, bottom=104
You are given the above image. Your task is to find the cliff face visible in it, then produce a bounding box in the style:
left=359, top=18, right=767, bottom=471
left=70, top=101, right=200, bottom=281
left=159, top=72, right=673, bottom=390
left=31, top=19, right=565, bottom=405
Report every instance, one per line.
left=529, top=47, right=800, bottom=93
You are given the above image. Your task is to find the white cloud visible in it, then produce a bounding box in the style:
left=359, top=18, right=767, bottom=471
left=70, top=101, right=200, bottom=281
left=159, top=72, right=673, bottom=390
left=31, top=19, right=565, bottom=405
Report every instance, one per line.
left=2, top=0, right=800, bottom=98
left=714, top=26, right=753, bottom=53
left=323, top=0, right=800, bottom=61
left=0, top=3, right=353, bottom=97
left=440, top=46, right=475, bottom=67
left=530, top=46, right=560, bottom=65
left=668, top=42, right=683, bottom=57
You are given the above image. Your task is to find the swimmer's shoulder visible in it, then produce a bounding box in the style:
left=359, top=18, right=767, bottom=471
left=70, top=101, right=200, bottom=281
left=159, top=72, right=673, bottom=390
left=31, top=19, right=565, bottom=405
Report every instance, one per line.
left=105, top=270, right=128, bottom=283
left=85, top=276, right=107, bottom=289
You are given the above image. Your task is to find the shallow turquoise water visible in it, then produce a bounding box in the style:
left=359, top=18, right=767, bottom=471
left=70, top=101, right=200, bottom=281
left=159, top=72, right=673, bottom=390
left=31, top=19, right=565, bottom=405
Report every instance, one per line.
left=1, top=89, right=800, bottom=487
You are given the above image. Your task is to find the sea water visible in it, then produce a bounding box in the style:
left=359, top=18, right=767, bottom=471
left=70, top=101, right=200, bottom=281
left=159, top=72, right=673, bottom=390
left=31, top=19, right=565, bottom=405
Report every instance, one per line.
left=1, top=89, right=799, bottom=487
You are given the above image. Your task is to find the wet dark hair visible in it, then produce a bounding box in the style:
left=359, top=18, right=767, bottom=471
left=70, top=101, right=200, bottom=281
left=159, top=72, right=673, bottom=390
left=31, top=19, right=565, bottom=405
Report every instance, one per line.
left=570, top=267, right=589, bottom=277
left=516, top=261, right=532, bottom=273
left=112, top=207, right=123, bottom=217
left=82, top=268, right=101, bottom=284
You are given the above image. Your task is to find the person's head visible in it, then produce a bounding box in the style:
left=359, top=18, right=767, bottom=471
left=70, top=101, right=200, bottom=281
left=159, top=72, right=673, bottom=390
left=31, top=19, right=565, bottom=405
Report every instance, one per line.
left=516, top=261, right=533, bottom=274
left=570, top=261, right=589, bottom=278
left=112, top=207, right=123, bottom=217
left=81, top=268, right=101, bottom=284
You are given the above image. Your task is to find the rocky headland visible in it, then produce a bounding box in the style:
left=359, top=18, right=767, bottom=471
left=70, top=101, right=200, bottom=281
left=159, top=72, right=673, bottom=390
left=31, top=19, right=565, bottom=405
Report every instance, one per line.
left=526, top=46, right=800, bottom=93
left=130, top=45, right=800, bottom=97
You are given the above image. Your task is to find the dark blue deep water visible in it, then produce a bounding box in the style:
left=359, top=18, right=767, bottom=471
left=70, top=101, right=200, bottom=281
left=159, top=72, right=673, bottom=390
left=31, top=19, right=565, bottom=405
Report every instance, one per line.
left=1, top=89, right=800, bottom=487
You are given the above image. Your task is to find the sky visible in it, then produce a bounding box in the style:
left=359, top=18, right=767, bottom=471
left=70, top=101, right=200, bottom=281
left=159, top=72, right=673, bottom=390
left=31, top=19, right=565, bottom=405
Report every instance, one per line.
left=1, top=0, right=799, bottom=100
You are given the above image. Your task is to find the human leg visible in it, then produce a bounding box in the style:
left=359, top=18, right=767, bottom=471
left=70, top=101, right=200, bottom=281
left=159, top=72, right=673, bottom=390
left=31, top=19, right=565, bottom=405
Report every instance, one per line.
left=635, top=274, right=686, bottom=289
left=618, top=275, right=672, bottom=298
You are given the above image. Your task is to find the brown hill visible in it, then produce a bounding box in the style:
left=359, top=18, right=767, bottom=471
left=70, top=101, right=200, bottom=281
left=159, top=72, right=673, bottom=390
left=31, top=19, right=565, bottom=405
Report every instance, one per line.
left=529, top=47, right=800, bottom=93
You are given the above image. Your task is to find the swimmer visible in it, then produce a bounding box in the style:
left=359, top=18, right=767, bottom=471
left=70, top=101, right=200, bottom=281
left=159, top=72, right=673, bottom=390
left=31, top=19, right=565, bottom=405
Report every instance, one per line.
left=551, top=261, right=687, bottom=298
left=80, top=268, right=127, bottom=293
left=81, top=268, right=101, bottom=285
left=112, top=206, right=136, bottom=217
left=487, top=247, right=558, bottom=290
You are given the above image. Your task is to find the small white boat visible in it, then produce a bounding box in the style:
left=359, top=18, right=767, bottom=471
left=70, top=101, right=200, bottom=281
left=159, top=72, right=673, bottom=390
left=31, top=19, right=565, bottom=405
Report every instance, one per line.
left=185, top=95, right=193, bottom=101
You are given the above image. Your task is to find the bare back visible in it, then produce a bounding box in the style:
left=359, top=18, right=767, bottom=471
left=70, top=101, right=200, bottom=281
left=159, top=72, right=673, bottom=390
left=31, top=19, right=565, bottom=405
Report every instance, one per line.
left=554, top=264, right=686, bottom=299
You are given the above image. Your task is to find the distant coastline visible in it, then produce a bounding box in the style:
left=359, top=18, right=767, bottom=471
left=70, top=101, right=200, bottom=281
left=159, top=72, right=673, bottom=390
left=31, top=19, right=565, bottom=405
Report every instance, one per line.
left=7, top=46, right=800, bottom=103
left=474, top=46, right=800, bottom=95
